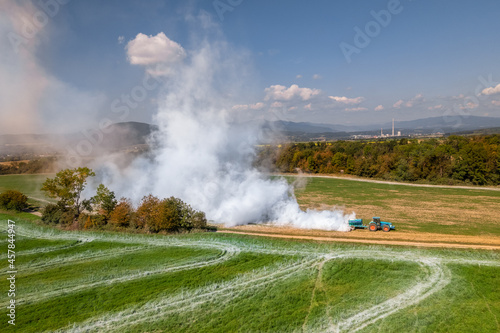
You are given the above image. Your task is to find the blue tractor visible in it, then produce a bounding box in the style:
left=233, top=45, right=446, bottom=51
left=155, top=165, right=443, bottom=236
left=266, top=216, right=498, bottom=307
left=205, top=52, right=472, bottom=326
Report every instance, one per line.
left=348, top=217, right=395, bottom=232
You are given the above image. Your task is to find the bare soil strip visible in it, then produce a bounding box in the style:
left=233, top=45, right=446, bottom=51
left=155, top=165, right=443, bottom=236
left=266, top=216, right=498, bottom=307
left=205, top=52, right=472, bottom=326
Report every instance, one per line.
left=219, top=229, right=500, bottom=250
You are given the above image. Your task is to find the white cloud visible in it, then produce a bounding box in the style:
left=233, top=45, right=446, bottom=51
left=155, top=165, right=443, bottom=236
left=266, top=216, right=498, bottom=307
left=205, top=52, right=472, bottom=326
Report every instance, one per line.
left=232, top=102, right=265, bottom=111
left=393, top=100, right=404, bottom=108
left=344, top=107, right=368, bottom=112
left=329, top=96, right=364, bottom=105
left=264, top=84, right=321, bottom=101
left=481, top=83, right=500, bottom=95
left=374, top=105, right=384, bottom=111
left=250, top=102, right=265, bottom=110
left=118, top=36, right=125, bottom=44
left=313, top=74, right=322, bottom=80
left=232, top=104, right=249, bottom=111
left=405, top=94, right=424, bottom=107
left=296, top=74, right=302, bottom=79
left=428, top=104, right=444, bottom=110
left=288, top=106, right=297, bottom=111
left=393, top=94, right=424, bottom=108
left=126, top=32, right=186, bottom=76
left=304, top=103, right=312, bottom=110
left=491, top=100, right=500, bottom=106
left=270, top=101, right=283, bottom=108
left=460, top=102, right=478, bottom=110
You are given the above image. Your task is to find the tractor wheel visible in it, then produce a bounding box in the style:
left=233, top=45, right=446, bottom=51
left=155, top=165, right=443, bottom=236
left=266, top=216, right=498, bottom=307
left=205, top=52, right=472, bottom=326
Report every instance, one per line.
left=369, top=223, right=377, bottom=232
left=382, top=225, right=390, bottom=232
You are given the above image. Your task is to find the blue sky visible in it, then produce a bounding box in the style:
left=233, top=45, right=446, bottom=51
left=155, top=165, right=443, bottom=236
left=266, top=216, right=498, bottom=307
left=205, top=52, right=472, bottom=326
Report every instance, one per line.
left=2, top=0, right=500, bottom=134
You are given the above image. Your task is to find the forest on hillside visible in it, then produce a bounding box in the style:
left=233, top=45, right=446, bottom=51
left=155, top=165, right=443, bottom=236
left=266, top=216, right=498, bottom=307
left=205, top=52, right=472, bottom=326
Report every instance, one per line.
left=256, top=135, right=500, bottom=186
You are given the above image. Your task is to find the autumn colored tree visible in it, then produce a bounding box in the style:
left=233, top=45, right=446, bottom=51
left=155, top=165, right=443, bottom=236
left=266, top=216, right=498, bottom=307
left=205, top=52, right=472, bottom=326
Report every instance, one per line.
left=137, top=195, right=208, bottom=233
left=109, top=198, right=134, bottom=228
left=136, top=194, right=161, bottom=229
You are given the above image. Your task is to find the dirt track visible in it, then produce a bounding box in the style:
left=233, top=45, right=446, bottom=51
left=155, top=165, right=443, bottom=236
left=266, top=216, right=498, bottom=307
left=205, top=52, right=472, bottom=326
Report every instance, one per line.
left=219, top=225, right=500, bottom=250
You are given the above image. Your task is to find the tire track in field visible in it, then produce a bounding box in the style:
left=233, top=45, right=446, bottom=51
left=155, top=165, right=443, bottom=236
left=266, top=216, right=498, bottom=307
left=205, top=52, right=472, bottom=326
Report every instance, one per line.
left=59, top=258, right=321, bottom=333
left=6, top=221, right=500, bottom=332
left=327, top=258, right=451, bottom=333
left=0, top=223, right=242, bottom=307
left=15, top=244, right=239, bottom=306
left=1, top=246, right=149, bottom=275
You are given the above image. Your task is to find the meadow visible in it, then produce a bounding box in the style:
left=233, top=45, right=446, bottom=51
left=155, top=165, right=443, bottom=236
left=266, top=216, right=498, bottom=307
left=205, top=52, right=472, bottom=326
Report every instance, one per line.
left=0, top=215, right=499, bottom=332
left=290, top=175, right=500, bottom=237
left=0, top=174, right=499, bottom=332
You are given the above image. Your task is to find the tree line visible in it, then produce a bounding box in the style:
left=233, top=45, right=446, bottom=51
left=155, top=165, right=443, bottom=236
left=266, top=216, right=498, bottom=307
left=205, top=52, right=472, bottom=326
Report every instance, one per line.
left=39, top=167, right=210, bottom=233
left=256, top=135, right=500, bottom=185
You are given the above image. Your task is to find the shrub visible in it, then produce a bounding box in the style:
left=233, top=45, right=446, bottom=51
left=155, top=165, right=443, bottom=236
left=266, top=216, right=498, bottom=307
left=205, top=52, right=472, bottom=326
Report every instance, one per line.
left=41, top=203, right=75, bottom=225
left=41, top=204, right=63, bottom=224
left=79, top=213, right=107, bottom=230
left=0, top=190, right=28, bottom=211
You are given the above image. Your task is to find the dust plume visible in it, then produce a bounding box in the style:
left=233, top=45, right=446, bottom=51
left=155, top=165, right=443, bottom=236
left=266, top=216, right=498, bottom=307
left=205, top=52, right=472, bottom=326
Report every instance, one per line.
left=96, top=14, right=353, bottom=231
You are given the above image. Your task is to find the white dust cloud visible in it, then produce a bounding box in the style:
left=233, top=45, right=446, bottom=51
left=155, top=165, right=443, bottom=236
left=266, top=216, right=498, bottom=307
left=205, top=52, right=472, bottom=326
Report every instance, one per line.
left=95, top=17, right=353, bottom=231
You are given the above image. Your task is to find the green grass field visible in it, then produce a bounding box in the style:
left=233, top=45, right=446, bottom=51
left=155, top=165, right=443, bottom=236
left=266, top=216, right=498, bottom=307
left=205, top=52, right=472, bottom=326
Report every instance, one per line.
left=0, top=174, right=54, bottom=207
left=0, top=174, right=499, bottom=331
left=0, top=215, right=499, bottom=332
left=290, top=176, right=500, bottom=236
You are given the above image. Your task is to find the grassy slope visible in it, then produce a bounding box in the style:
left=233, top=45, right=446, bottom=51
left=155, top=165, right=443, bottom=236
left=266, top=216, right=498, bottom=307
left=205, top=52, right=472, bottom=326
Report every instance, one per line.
left=291, top=176, right=500, bottom=236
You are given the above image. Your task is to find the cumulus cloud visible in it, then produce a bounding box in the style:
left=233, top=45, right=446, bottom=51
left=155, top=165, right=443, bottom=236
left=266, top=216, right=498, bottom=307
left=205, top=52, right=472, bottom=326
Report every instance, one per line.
left=231, top=102, right=265, bottom=111
left=126, top=32, right=186, bottom=76
left=460, top=102, right=478, bottom=110
left=491, top=100, right=500, bottom=106
left=250, top=102, right=265, bottom=110
left=374, top=105, right=384, bottom=111
left=393, top=100, right=404, bottom=108
left=481, top=83, right=500, bottom=96
left=393, top=94, right=424, bottom=108
left=329, top=96, right=364, bottom=105
left=270, top=101, right=284, bottom=108
left=296, top=74, right=302, bottom=79
left=344, top=107, right=367, bottom=112
left=264, top=84, right=321, bottom=101
left=428, top=104, right=444, bottom=110
left=232, top=104, right=249, bottom=111
left=118, top=36, right=125, bottom=44
left=312, top=74, right=322, bottom=80
left=304, top=103, right=312, bottom=110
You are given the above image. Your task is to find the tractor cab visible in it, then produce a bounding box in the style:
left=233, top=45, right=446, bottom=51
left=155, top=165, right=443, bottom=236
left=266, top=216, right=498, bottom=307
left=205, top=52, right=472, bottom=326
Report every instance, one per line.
left=372, top=217, right=381, bottom=226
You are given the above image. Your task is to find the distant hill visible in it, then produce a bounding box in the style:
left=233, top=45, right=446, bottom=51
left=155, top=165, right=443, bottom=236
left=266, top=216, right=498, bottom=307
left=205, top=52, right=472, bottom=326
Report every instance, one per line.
left=2, top=116, right=500, bottom=157
left=270, top=116, right=500, bottom=135
left=0, top=122, right=158, bottom=157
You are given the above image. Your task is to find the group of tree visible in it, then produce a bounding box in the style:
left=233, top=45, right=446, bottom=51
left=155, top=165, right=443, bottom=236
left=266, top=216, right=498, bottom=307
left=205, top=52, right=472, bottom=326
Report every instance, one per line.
left=40, top=167, right=209, bottom=233
left=256, top=135, right=500, bottom=185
